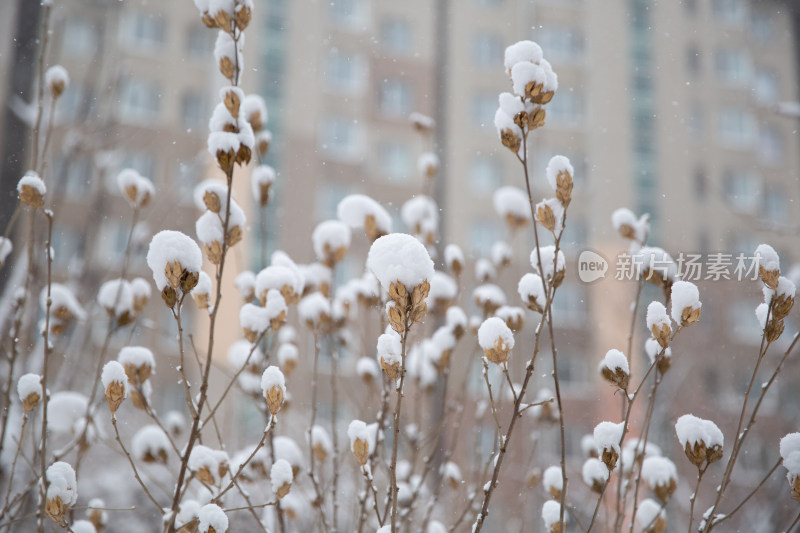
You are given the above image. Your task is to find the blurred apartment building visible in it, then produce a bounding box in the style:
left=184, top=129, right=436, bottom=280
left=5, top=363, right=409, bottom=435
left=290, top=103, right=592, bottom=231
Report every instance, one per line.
left=0, top=0, right=799, bottom=529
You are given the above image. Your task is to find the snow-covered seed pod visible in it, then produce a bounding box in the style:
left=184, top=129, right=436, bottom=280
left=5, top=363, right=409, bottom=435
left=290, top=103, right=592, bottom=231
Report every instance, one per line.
left=271, top=459, right=293, bottom=499
left=755, top=243, right=780, bottom=289
left=535, top=198, right=564, bottom=235
left=478, top=317, right=514, bottom=365
left=669, top=281, right=701, bottom=326
left=347, top=420, right=375, bottom=467
left=495, top=305, right=525, bottom=332
left=45, top=65, right=69, bottom=99
left=542, top=466, right=562, bottom=500
left=146, top=230, right=202, bottom=308
left=641, top=456, right=677, bottom=503
left=675, top=414, right=724, bottom=467
left=198, top=503, right=228, bottom=533
left=541, top=499, right=566, bottom=533
left=251, top=165, right=275, bottom=207
left=444, top=244, right=464, bottom=278
left=132, top=425, right=170, bottom=465
left=192, top=271, right=212, bottom=309
left=599, top=349, right=630, bottom=390
left=367, top=234, right=434, bottom=333
left=188, top=445, right=230, bottom=487
left=116, top=168, right=154, bottom=209
left=44, top=462, right=78, bottom=524
left=636, top=499, right=667, bottom=533
left=546, top=155, right=574, bottom=207
left=17, top=373, right=42, bottom=414
left=493, top=186, right=530, bottom=231
left=376, top=330, right=402, bottom=380
left=17, top=171, right=46, bottom=210
left=261, top=366, right=286, bottom=416
left=582, top=458, right=609, bottom=493
left=86, top=498, right=107, bottom=531
left=594, top=421, right=624, bottom=471
left=102, top=361, right=128, bottom=414
left=118, top=346, right=156, bottom=386
left=312, top=220, right=351, bottom=267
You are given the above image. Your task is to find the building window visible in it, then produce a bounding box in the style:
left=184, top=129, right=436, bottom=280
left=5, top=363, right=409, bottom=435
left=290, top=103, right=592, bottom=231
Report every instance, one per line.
left=471, top=93, right=497, bottom=128
left=118, top=78, right=161, bottom=124
left=763, top=185, right=788, bottom=225
left=121, top=12, right=166, bottom=50
left=319, top=116, right=363, bottom=161
left=722, top=169, right=760, bottom=213
left=547, top=89, right=585, bottom=126
left=329, top=0, right=368, bottom=30
left=686, top=45, right=701, bottom=76
left=754, top=70, right=778, bottom=105
left=315, top=182, right=351, bottom=220
left=52, top=225, right=81, bottom=268
left=55, top=154, right=92, bottom=199
left=469, top=155, right=501, bottom=192
left=472, top=32, right=503, bottom=66
left=750, top=10, right=774, bottom=43
left=378, top=80, right=413, bottom=117
left=717, top=108, right=755, bottom=147
left=377, top=141, right=411, bottom=182
left=62, top=18, right=96, bottom=57
left=468, top=220, right=503, bottom=255
left=758, top=126, right=783, bottom=165
left=186, top=25, right=213, bottom=58
left=712, top=0, right=747, bottom=25
left=180, top=91, right=206, bottom=129
left=714, top=49, right=751, bottom=86
left=536, top=27, right=584, bottom=62
left=324, top=49, right=366, bottom=94
left=95, top=220, right=130, bottom=266
left=686, top=103, right=703, bottom=138
left=693, top=169, right=707, bottom=201
left=551, top=282, right=586, bottom=326
left=380, top=18, right=411, bottom=55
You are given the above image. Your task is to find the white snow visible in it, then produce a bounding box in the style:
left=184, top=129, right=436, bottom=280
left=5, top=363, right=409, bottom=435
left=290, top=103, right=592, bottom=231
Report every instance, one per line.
left=780, top=433, right=800, bottom=460
left=45, top=65, right=69, bottom=93
left=409, top=111, right=435, bottom=129
left=546, top=155, right=573, bottom=192
left=427, top=271, right=457, bottom=305
left=418, top=152, right=440, bottom=177
left=444, top=244, right=464, bottom=272
left=582, top=457, right=609, bottom=486
left=131, top=425, right=170, bottom=463
left=298, top=292, right=331, bottom=327
left=535, top=198, right=564, bottom=233
left=636, top=499, right=665, bottom=528
left=645, top=337, right=671, bottom=364
left=242, top=94, right=268, bottom=126
left=97, top=279, right=134, bottom=318
left=193, top=180, right=231, bottom=211
left=675, top=414, right=723, bottom=449
left=193, top=271, right=212, bottom=297
left=17, top=170, right=45, bottom=196
left=101, top=362, right=128, bottom=395
left=493, top=186, right=530, bottom=222
left=356, top=357, right=379, bottom=380
left=600, top=349, right=629, bottom=375
left=473, top=283, right=507, bottom=309
left=255, top=265, right=303, bottom=303
left=541, top=59, right=558, bottom=92
left=611, top=208, right=649, bottom=242
left=235, top=270, right=256, bottom=300
left=176, top=500, right=201, bottom=529
left=401, top=196, right=439, bottom=237
left=541, top=500, right=564, bottom=529
left=337, top=194, right=392, bottom=236
left=198, top=503, right=228, bottom=533
left=131, top=277, right=151, bottom=302
left=581, top=435, right=597, bottom=457
left=367, top=233, right=434, bottom=290
left=45, top=461, right=78, bottom=506
left=214, top=29, right=244, bottom=73
left=491, top=241, right=512, bottom=267
left=227, top=339, right=263, bottom=369
left=478, top=316, right=514, bottom=351
left=312, top=220, right=351, bottom=262
left=116, top=168, right=154, bottom=208
left=475, top=258, right=496, bottom=282
left=310, top=425, right=333, bottom=457
left=188, top=445, right=229, bottom=481
left=754, top=243, right=780, bottom=272
left=446, top=306, right=467, bottom=332
left=274, top=436, right=305, bottom=472
left=347, top=420, right=377, bottom=455
left=17, top=373, right=41, bottom=403
left=518, top=273, right=546, bottom=310
left=670, top=280, right=702, bottom=324
left=240, top=303, right=269, bottom=337
left=270, top=459, right=293, bottom=493
left=785, top=452, right=800, bottom=477
left=260, top=366, right=286, bottom=397
left=45, top=283, right=86, bottom=320
left=443, top=461, right=462, bottom=484
left=277, top=343, right=298, bottom=369
left=495, top=306, right=524, bottom=327
left=776, top=276, right=796, bottom=299
left=118, top=346, right=155, bottom=374
left=377, top=328, right=403, bottom=366
left=530, top=245, right=565, bottom=281
left=511, top=61, right=546, bottom=97
left=71, top=520, right=95, bottom=533
left=46, top=392, right=88, bottom=434
left=278, top=325, right=297, bottom=344
left=543, top=465, right=563, bottom=493
left=646, top=301, right=670, bottom=329
left=641, top=456, right=677, bottom=489
left=504, top=40, right=543, bottom=73
left=0, top=237, right=11, bottom=264
left=251, top=165, right=275, bottom=204
left=593, top=421, right=624, bottom=454
left=146, top=231, right=202, bottom=291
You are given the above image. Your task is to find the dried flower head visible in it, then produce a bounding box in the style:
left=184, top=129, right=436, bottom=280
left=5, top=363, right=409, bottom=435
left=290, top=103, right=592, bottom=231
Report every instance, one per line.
left=17, top=171, right=46, bottom=209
